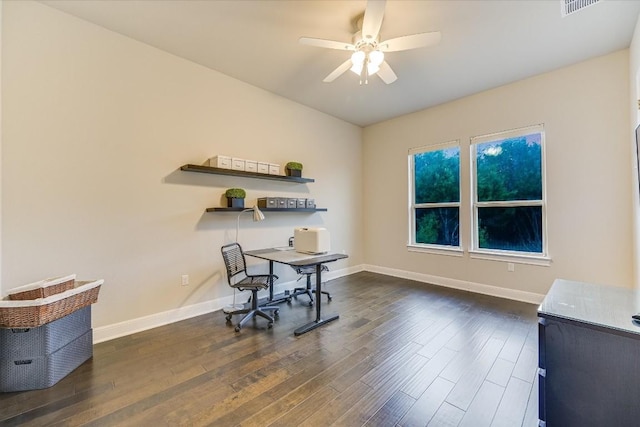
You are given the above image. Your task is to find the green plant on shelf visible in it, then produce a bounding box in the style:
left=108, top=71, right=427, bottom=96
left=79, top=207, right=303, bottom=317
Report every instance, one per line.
left=225, top=188, right=246, bottom=208
left=285, top=161, right=303, bottom=171
left=225, top=188, right=246, bottom=198
left=285, top=162, right=303, bottom=177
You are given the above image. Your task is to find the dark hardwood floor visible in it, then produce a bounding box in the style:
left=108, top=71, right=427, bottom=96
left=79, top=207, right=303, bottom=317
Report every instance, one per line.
left=0, top=272, right=540, bottom=427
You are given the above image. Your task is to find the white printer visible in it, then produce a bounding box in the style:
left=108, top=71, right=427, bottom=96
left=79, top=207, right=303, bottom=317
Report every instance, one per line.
left=294, top=227, right=330, bottom=254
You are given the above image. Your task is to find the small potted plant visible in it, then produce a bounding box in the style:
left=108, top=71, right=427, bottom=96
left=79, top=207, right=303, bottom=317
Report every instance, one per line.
left=225, top=188, right=246, bottom=208
left=285, top=161, right=303, bottom=178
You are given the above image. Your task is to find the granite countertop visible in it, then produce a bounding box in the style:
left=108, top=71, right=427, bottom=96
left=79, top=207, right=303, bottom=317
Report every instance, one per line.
left=538, top=279, right=640, bottom=337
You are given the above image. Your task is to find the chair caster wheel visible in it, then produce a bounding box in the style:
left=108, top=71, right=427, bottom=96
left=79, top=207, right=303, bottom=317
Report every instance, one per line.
left=308, top=301, right=314, bottom=307
left=225, top=314, right=232, bottom=322
left=287, top=298, right=292, bottom=304
left=328, top=296, right=333, bottom=301
left=274, top=310, right=279, bottom=317
left=268, top=322, right=273, bottom=329
left=234, top=326, right=241, bottom=332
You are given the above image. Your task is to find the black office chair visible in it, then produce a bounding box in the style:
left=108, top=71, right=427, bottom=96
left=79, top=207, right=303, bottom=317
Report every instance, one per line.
left=290, top=265, right=331, bottom=306
left=221, top=243, right=279, bottom=332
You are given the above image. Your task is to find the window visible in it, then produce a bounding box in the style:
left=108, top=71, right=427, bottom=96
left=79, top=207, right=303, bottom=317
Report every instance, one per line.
left=471, top=125, right=546, bottom=256
left=409, top=142, right=460, bottom=249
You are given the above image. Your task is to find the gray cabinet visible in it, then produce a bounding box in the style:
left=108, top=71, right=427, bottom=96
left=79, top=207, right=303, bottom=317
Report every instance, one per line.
left=538, top=279, right=640, bottom=427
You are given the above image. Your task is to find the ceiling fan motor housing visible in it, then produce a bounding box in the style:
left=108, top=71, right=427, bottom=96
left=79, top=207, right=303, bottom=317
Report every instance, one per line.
left=352, top=31, right=380, bottom=52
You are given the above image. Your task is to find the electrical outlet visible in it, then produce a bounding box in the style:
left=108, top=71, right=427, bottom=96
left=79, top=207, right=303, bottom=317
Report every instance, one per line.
left=181, top=274, right=189, bottom=286
left=507, top=263, right=515, bottom=272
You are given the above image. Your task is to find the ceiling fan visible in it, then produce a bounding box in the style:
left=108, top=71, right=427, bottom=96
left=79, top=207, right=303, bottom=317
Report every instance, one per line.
left=299, top=0, right=441, bottom=85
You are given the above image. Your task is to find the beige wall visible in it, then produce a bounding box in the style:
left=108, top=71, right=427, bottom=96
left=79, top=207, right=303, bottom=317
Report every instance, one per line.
left=0, top=0, right=3, bottom=298
left=630, top=14, right=640, bottom=288
left=1, top=1, right=362, bottom=330
left=363, top=50, right=632, bottom=296
left=2, top=1, right=637, bottom=336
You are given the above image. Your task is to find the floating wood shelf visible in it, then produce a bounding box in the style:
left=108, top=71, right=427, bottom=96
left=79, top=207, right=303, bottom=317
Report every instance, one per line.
left=206, top=207, right=327, bottom=213
left=181, top=164, right=314, bottom=183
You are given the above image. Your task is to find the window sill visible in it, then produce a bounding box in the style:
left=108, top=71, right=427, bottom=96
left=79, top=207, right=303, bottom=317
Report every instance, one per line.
left=469, top=250, right=551, bottom=266
left=407, top=244, right=464, bottom=257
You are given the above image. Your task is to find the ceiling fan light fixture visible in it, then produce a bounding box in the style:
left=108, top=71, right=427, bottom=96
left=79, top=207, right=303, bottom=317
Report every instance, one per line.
left=350, top=50, right=366, bottom=75
left=351, top=50, right=365, bottom=65
left=367, top=61, right=380, bottom=75
left=350, top=62, right=364, bottom=75
left=369, top=49, right=384, bottom=66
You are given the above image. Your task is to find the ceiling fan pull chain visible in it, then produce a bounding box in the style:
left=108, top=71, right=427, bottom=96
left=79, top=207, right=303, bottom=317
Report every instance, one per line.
left=364, top=61, right=369, bottom=85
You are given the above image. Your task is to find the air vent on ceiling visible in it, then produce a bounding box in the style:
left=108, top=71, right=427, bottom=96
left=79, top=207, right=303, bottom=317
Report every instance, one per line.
left=561, top=0, right=600, bottom=17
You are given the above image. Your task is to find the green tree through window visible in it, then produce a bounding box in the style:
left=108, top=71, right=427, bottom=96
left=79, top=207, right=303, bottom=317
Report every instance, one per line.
left=472, top=128, right=545, bottom=254
left=411, top=145, right=460, bottom=247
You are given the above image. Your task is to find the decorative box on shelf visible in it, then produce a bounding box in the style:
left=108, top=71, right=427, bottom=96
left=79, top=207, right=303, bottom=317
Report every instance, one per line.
left=231, top=158, right=245, bottom=171
left=257, top=162, right=269, bottom=174
left=254, top=197, right=326, bottom=212
left=209, top=155, right=232, bottom=169
left=258, top=197, right=278, bottom=209
left=204, top=157, right=281, bottom=175
left=269, top=163, right=281, bottom=175
left=245, top=160, right=258, bottom=173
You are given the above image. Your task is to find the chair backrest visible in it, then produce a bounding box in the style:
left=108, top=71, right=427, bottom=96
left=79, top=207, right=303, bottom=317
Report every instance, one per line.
left=221, top=243, right=247, bottom=284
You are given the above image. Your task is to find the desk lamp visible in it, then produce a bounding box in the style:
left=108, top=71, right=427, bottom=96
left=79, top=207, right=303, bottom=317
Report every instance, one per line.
left=223, top=205, right=266, bottom=314
left=235, top=205, right=265, bottom=242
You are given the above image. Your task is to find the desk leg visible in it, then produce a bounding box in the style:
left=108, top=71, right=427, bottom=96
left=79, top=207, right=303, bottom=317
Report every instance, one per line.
left=269, top=261, right=274, bottom=301
left=261, top=260, right=290, bottom=305
left=314, top=263, right=322, bottom=321
left=294, top=264, right=339, bottom=336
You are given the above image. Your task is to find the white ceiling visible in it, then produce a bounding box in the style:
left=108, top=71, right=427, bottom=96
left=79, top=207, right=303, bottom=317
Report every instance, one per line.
left=41, top=0, right=640, bottom=127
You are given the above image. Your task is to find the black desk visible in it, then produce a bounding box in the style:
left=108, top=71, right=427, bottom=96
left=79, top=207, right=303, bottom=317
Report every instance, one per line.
left=244, top=248, right=348, bottom=336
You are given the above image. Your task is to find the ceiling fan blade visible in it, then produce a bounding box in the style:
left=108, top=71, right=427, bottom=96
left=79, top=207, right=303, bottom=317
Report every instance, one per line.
left=361, top=0, right=386, bottom=42
left=323, top=59, right=353, bottom=83
left=299, top=37, right=355, bottom=51
left=379, top=31, right=442, bottom=52
left=376, top=61, right=397, bottom=84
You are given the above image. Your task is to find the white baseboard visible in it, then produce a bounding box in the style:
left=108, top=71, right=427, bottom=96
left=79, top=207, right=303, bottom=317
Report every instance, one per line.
left=363, top=264, right=545, bottom=305
left=93, top=299, right=218, bottom=344
left=93, top=264, right=361, bottom=344
left=94, top=263, right=540, bottom=343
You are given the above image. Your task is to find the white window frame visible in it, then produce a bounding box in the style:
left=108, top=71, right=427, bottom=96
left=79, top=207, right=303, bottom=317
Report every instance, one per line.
left=469, top=124, right=550, bottom=265
left=408, top=141, right=463, bottom=256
